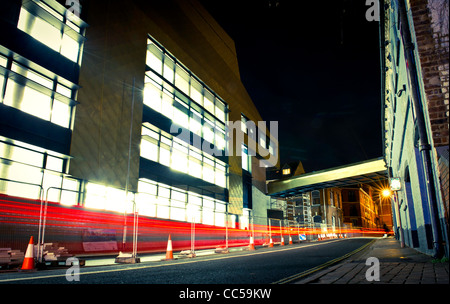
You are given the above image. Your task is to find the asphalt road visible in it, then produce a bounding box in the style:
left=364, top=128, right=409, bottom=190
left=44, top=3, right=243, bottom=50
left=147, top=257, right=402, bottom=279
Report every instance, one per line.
left=0, top=238, right=373, bottom=285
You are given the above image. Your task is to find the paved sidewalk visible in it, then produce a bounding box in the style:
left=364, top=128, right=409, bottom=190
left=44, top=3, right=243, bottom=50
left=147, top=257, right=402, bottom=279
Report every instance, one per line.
left=295, top=237, right=449, bottom=284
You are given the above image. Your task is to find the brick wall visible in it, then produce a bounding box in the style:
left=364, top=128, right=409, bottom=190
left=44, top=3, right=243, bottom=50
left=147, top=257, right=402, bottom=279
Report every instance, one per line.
left=409, top=0, right=449, bottom=146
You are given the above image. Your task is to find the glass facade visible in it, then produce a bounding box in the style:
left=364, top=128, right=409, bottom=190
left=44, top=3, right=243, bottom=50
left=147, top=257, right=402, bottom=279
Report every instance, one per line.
left=0, top=0, right=85, bottom=205
left=0, top=55, right=76, bottom=129
left=0, top=137, right=81, bottom=204
left=136, top=178, right=227, bottom=225
left=144, top=38, right=227, bottom=152
left=17, top=1, right=85, bottom=64
left=141, top=123, right=227, bottom=188
left=137, top=35, right=230, bottom=226
left=1, top=6, right=232, bottom=227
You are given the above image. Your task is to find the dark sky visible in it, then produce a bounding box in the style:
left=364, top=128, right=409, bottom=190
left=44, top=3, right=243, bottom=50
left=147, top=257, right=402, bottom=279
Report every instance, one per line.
left=200, top=0, right=382, bottom=172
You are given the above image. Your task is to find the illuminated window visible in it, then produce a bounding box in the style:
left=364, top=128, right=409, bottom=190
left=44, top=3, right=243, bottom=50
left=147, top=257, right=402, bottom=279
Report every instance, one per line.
left=171, top=149, right=188, bottom=173
left=173, top=106, right=189, bottom=127
left=190, top=79, right=203, bottom=106
left=141, top=139, right=158, bottom=162
left=188, top=156, right=202, bottom=179
left=215, top=164, right=226, bottom=188
left=175, top=65, right=189, bottom=96
left=60, top=177, right=80, bottom=206
left=159, top=145, right=171, bottom=167
left=163, top=57, right=175, bottom=83
left=42, top=171, right=63, bottom=202
left=85, top=183, right=133, bottom=213
left=161, top=92, right=173, bottom=119
left=203, top=120, right=215, bottom=144
left=242, top=144, right=251, bottom=173
left=4, top=82, right=51, bottom=121
left=241, top=114, right=248, bottom=134
left=0, top=140, right=73, bottom=202
left=46, top=155, right=63, bottom=171
left=203, top=90, right=215, bottom=115
left=60, top=34, right=80, bottom=62
left=189, top=111, right=202, bottom=137
left=1, top=60, right=75, bottom=129
left=282, top=168, right=291, bottom=175
left=143, top=83, right=161, bottom=111
left=51, top=99, right=71, bottom=128
left=17, top=3, right=85, bottom=64
left=0, top=55, right=7, bottom=67
left=146, top=44, right=163, bottom=74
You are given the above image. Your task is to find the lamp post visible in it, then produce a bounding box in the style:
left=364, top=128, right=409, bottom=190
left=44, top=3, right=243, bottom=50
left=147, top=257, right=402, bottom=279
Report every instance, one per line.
left=389, top=178, right=405, bottom=248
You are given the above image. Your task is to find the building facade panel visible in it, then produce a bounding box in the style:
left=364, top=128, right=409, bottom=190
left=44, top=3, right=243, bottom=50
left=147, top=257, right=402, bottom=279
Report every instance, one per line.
left=382, top=0, right=449, bottom=257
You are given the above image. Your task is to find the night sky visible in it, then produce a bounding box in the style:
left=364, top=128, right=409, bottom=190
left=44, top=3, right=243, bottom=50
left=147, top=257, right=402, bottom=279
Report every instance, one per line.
left=200, top=0, right=382, bottom=172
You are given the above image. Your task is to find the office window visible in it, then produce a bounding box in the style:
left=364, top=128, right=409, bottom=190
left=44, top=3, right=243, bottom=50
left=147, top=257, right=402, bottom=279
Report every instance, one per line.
left=0, top=139, right=74, bottom=201
left=203, top=89, right=215, bottom=115
left=190, top=79, right=203, bottom=106
left=163, top=57, right=175, bottom=83
left=146, top=44, right=163, bottom=74
left=51, top=99, right=71, bottom=128
left=171, top=148, right=188, bottom=173
left=189, top=111, right=202, bottom=137
left=175, top=65, right=189, bottom=96
left=188, top=156, right=203, bottom=179
left=17, top=3, right=84, bottom=64
left=241, top=114, right=248, bottom=134
left=46, top=155, right=64, bottom=172
left=143, top=83, right=162, bottom=112
left=136, top=178, right=228, bottom=226
left=1, top=59, right=75, bottom=129
left=141, top=124, right=227, bottom=188
left=140, top=139, right=158, bottom=162
left=215, top=105, right=225, bottom=124
left=61, top=34, right=80, bottom=62
left=203, top=119, right=215, bottom=143
left=145, top=36, right=228, bottom=125
left=4, top=82, right=51, bottom=121
left=242, top=144, right=251, bottom=173
left=159, top=144, right=171, bottom=167
left=18, top=8, right=61, bottom=52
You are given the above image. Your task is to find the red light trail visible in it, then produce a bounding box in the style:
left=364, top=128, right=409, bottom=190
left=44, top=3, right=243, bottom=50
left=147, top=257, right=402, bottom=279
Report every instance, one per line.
left=0, top=194, right=386, bottom=255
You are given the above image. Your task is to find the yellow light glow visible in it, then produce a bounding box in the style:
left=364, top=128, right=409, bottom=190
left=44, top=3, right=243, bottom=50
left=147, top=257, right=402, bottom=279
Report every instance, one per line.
left=382, top=189, right=391, bottom=197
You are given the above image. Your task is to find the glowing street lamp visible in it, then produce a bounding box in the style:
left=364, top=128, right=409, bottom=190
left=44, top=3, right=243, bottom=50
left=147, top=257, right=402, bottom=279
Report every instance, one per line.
left=382, top=189, right=392, bottom=198
left=390, top=177, right=401, bottom=191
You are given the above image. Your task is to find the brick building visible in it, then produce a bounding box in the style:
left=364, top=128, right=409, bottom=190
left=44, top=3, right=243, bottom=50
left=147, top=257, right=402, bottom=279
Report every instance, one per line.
left=341, top=185, right=390, bottom=230
left=381, top=0, right=449, bottom=257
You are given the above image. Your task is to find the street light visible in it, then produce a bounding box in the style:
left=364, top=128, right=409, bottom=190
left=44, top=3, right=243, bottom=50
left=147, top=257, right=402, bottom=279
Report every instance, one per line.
left=382, top=189, right=391, bottom=198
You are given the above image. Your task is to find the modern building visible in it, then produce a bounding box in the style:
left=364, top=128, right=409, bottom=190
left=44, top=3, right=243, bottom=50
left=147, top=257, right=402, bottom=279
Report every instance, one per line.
left=381, top=0, right=449, bottom=257
left=0, top=0, right=87, bottom=204
left=0, top=0, right=279, bottom=253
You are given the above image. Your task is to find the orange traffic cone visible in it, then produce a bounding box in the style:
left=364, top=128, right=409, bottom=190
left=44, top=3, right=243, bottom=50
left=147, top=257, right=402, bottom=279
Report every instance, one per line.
left=248, top=236, right=255, bottom=250
left=280, top=236, right=284, bottom=246
left=165, top=234, right=174, bottom=260
left=268, top=237, right=274, bottom=248
left=21, top=236, right=35, bottom=271
left=289, top=235, right=293, bottom=245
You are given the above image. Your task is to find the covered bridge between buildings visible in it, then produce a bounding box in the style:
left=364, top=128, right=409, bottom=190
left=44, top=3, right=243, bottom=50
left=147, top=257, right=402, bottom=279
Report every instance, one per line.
left=267, top=158, right=389, bottom=198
